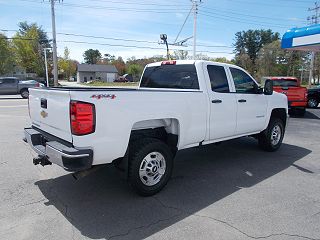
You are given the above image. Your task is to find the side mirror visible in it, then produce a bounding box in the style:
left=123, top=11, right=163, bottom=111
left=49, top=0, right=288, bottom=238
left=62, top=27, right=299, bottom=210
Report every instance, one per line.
left=256, top=86, right=264, bottom=94
left=264, top=79, right=273, bottom=95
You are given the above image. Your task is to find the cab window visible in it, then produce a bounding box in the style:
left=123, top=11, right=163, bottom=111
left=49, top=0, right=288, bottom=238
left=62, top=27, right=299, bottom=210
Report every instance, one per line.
left=207, top=65, right=230, bottom=93
left=230, top=67, right=257, bottom=94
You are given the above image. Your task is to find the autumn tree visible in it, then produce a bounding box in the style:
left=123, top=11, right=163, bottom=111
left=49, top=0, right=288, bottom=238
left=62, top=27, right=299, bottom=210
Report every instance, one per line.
left=113, top=56, right=126, bottom=75
left=58, top=47, right=78, bottom=80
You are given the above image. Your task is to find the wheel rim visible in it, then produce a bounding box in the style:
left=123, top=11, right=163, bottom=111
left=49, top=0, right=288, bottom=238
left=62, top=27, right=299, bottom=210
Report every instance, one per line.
left=139, top=151, right=166, bottom=186
left=308, top=99, right=317, bottom=108
left=22, top=91, right=29, bottom=98
left=271, top=125, right=282, bottom=146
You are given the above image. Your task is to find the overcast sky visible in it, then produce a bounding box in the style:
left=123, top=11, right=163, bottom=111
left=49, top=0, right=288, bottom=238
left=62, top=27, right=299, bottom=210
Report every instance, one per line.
left=0, top=0, right=313, bottom=62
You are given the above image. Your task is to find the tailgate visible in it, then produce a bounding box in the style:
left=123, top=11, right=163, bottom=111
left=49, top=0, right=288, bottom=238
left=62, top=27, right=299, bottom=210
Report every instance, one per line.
left=273, top=86, right=307, bottom=101
left=29, top=88, right=72, bottom=143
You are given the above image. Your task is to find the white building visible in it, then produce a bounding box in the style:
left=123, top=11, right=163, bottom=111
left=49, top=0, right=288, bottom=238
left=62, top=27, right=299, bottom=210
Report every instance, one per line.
left=77, top=64, right=118, bottom=83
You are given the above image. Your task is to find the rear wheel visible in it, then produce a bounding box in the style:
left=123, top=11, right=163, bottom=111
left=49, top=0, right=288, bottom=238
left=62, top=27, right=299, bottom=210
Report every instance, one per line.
left=20, top=89, right=29, bottom=99
left=308, top=98, right=319, bottom=108
left=128, top=138, right=173, bottom=196
left=258, top=118, right=284, bottom=152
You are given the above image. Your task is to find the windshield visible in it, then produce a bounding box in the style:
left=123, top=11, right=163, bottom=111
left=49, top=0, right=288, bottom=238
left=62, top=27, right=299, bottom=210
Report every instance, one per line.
left=272, top=79, right=298, bottom=87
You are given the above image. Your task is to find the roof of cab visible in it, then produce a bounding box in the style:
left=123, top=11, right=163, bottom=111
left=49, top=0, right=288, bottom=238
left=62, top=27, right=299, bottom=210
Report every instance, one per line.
left=264, top=76, right=298, bottom=81
left=146, top=60, right=236, bottom=68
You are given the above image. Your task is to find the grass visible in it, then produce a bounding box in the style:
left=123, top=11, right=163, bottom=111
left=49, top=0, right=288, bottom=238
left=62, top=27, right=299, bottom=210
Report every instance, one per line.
left=81, top=81, right=139, bottom=87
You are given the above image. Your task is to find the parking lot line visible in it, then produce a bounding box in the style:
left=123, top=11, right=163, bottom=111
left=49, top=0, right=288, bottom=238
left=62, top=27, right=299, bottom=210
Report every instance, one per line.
left=0, top=105, right=28, bottom=108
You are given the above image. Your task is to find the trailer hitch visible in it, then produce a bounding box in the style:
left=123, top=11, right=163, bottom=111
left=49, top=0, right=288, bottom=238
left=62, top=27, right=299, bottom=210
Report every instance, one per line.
left=33, top=156, right=52, bottom=166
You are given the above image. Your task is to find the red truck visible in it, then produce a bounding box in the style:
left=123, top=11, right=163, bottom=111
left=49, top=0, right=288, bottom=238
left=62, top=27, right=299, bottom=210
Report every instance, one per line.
left=262, top=77, right=307, bottom=116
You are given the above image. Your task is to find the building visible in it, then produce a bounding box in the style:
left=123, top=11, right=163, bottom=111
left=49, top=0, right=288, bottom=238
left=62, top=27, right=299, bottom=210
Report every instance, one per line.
left=2, top=65, right=37, bottom=80
left=77, top=64, right=118, bottom=83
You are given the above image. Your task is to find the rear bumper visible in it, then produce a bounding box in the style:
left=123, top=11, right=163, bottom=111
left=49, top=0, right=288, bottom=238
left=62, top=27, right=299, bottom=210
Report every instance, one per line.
left=24, top=128, right=93, bottom=172
left=288, top=100, right=307, bottom=108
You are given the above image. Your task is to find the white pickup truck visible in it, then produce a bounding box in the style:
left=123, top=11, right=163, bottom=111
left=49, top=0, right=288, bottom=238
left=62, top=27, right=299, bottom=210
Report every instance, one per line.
left=24, top=60, right=288, bottom=196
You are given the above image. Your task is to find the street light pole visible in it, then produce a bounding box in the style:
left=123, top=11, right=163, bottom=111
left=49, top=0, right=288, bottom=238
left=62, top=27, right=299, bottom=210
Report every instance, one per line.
left=43, top=48, right=50, bottom=87
left=160, top=34, right=170, bottom=60
left=308, top=52, right=315, bottom=88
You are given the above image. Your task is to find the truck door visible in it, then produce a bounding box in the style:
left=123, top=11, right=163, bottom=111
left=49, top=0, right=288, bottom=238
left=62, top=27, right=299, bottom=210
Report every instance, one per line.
left=206, top=64, right=237, bottom=140
left=0, top=78, right=18, bottom=94
left=228, top=67, right=267, bottom=135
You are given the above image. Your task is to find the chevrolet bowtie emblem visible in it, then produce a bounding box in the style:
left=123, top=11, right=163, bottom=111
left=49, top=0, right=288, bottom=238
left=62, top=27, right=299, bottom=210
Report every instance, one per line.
left=40, top=110, right=48, bottom=118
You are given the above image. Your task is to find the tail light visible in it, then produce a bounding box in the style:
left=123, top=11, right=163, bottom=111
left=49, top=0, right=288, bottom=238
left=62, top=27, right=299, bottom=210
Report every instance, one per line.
left=70, top=101, right=95, bottom=135
left=36, top=82, right=40, bottom=87
left=161, top=60, right=176, bottom=65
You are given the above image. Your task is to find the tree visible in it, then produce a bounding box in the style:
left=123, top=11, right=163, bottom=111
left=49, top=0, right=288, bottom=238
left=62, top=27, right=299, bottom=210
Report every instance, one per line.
left=58, top=47, right=78, bottom=80
left=113, top=56, right=126, bottom=75
left=127, top=64, right=143, bottom=81
left=13, top=22, right=51, bottom=77
left=256, top=40, right=287, bottom=79
left=210, top=57, right=233, bottom=64
left=256, top=40, right=308, bottom=81
left=0, top=34, right=15, bottom=75
left=234, top=29, right=280, bottom=74
left=102, top=53, right=115, bottom=64
left=83, top=49, right=101, bottom=64
left=173, top=50, right=188, bottom=60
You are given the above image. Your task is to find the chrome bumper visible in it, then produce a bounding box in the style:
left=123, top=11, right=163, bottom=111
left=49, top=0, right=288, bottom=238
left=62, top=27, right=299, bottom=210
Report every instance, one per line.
left=24, top=128, right=93, bottom=171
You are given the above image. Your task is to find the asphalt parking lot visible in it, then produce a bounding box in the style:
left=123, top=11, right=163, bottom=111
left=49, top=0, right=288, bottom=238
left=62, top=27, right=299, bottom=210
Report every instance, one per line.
left=0, top=95, right=320, bottom=240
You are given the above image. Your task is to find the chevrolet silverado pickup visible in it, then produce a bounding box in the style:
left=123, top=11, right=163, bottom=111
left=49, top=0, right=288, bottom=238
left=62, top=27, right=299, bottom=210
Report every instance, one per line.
left=0, top=77, right=41, bottom=98
left=24, top=60, right=288, bottom=196
left=262, top=77, right=307, bottom=116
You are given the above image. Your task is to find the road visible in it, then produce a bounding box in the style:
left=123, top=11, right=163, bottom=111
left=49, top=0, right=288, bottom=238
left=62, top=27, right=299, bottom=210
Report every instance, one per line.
left=0, top=94, right=320, bottom=240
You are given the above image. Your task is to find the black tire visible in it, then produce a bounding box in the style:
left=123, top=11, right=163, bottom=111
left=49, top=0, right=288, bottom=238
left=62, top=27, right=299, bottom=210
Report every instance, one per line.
left=128, top=138, right=173, bottom=196
left=308, top=98, right=319, bottom=108
left=20, top=89, right=29, bottom=99
left=258, top=118, right=285, bottom=152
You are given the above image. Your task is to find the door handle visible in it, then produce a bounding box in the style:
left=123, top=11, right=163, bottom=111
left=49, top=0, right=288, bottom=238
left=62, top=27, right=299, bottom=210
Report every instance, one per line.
left=212, top=99, right=222, bottom=103
left=238, top=99, right=246, bottom=103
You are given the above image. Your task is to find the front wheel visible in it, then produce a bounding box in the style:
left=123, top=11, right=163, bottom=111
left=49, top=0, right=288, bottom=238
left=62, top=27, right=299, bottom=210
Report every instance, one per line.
left=20, top=89, right=29, bottom=99
left=128, top=138, right=173, bottom=196
left=308, top=98, right=319, bottom=108
left=258, top=118, right=285, bottom=152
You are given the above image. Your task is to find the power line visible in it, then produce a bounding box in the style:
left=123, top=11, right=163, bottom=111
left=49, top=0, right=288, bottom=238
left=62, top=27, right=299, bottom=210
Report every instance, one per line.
left=174, top=6, right=193, bottom=43
left=17, top=0, right=191, bottom=13
left=308, top=2, right=320, bottom=24
left=199, top=13, right=291, bottom=29
left=0, top=29, right=235, bottom=48
left=200, top=11, right=293, bottom=28
left=78, top=0, right=189, bottom=7
left=199, top=5, right=305, bottom=23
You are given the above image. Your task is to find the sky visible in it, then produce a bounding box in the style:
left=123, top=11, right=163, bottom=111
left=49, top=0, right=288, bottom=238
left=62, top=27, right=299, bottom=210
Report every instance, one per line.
left=0, top=0, right=314, bottom=62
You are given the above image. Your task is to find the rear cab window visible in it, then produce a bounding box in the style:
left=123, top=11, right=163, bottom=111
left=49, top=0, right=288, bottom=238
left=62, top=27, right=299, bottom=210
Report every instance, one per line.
left=140, top=64, right=199, bottom=90
left=271, top=79, right=298, bottom=87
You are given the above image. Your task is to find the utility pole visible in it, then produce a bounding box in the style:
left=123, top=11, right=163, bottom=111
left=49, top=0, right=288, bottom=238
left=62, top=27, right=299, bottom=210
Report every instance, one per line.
left=48, top=0, right=62, bottom=87
left=307, top=2, right=320, bottom=87
left=192, top=0, right=201, bottom=60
